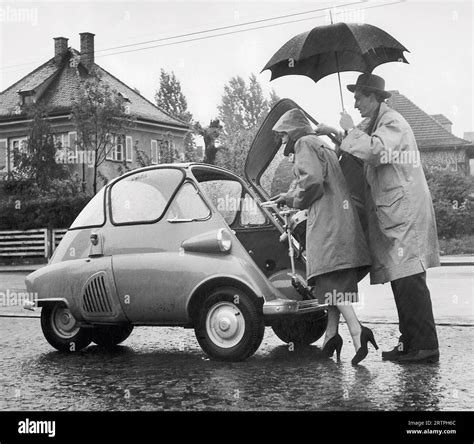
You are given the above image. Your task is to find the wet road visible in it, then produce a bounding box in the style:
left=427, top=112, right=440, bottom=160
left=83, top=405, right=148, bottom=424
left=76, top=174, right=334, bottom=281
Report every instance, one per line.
left=0, top=266, right=473, bottom=411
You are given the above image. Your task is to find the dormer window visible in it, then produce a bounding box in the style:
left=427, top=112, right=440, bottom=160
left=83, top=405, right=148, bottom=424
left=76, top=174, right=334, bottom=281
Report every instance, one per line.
left=118, top=92, right=130, bottom=102
left=17, top=89, right=36, bottom=106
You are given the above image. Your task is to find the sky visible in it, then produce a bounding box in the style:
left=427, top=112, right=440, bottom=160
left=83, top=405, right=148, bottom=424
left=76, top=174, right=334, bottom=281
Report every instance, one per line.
left=0, top=0, right=472, bottom=138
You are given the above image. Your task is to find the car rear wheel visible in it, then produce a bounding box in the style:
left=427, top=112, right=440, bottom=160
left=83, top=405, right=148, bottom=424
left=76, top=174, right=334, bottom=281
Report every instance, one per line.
left=271, top=310, right=328, bottom=345
left=91, top=324, right=134, bottom=347
left=40, top=303, right=92, bottom=352
left=195, top=287, right=264, bottom=361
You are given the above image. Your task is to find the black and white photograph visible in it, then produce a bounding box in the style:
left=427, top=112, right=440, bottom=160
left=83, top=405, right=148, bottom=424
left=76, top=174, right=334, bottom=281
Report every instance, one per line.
left=0, top=0, right=472, bottom=442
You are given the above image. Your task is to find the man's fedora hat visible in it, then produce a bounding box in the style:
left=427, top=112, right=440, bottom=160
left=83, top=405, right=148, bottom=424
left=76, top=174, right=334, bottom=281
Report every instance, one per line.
left=347, top=73, right=391, bottom=99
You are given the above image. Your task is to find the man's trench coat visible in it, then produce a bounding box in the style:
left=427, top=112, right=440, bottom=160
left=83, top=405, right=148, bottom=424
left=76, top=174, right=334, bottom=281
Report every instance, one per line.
left=340, top=102, right=440, bottom=284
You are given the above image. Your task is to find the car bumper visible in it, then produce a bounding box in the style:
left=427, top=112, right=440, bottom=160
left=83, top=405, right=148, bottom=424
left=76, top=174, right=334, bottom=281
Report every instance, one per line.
left=262, top=298, right=328, bottom=316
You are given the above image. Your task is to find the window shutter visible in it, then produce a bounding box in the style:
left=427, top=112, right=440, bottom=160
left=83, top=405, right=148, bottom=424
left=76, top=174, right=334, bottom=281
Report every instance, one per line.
left=68, top=132, right=77, bottom=158
left=0, top=139, right=7, bottom=172
left=106, top=134, right=114, bottom=160
left=126, top=136, right=133, bottom=162
left=151, top=140, right=158, bottom=164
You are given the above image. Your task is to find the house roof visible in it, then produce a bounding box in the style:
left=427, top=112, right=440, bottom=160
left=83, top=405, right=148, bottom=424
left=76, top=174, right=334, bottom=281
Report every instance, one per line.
left=386, top=90, right=470, bottom=148
left=0, top=49, right=189, bottom=130
left=430, top=113, right=452, bottom=126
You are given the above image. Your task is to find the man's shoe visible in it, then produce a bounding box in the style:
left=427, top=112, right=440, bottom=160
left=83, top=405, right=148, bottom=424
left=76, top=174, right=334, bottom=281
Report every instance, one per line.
left=382, top=346, right=407, bottom=361
left=397, top=349, right=439, bottom=364
left=382, top=338, right=406, bottom=361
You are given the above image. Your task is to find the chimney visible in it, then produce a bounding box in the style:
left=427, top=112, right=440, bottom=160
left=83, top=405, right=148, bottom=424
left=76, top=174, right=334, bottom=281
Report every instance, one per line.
left=53, top=37, right=68, bottom=65
left=79, top=32, right=95, bottom=69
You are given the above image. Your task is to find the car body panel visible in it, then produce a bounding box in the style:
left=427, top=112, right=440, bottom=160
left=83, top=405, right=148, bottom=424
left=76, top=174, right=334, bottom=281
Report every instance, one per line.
left=25, top=256, right=128, bottom=324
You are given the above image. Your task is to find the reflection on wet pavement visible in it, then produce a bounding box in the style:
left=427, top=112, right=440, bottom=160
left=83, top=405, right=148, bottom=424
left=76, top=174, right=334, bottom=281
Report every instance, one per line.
left=1, top=318, right=472, bottom=411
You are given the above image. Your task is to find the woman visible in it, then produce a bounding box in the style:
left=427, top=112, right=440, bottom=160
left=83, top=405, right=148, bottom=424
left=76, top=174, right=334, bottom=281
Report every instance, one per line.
left=271, top=108, right=377, bottom=365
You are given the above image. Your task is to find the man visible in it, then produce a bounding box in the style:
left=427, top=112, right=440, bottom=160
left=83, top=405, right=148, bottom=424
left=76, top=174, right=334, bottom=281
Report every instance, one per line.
left=338, top=73, right=440, bottom=363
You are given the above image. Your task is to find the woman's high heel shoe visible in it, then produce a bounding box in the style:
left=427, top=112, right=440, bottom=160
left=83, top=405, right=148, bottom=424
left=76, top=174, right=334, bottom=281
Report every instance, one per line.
left=351, top=326, right=378, bottom=365
left=322, top=333, right=343, bottom=360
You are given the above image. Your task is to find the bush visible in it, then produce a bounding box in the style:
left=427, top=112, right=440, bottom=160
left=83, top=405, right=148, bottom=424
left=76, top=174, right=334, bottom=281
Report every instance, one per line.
left=425, top=169, right=474, bottom=238
left=0, top=194, right=91, bottom=230
left=438, top=235, right=474, bottom=255
left=0, top=177, right=91, bottom=230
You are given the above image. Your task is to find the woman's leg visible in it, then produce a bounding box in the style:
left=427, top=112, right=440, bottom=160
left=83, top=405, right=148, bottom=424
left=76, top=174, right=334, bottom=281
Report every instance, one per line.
left=337, top=303, right=362, bottom=351
left=323, top=306, right=340, bottom=347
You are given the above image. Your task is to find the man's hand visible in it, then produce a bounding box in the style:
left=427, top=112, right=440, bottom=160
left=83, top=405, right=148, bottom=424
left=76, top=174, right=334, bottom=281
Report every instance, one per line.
left=315, top=123, right=337, bottom=136
left=340, top=111, right=355, bottom=131
left=270, top=192, right=287, bottom=207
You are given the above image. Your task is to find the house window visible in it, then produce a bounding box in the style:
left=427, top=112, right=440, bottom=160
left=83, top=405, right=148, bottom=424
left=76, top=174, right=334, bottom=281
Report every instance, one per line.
left=106, top=135, right=127, bottom=162
left=9, top=137, right=28, bottom=172
left=53, top=133, right=68, bottom=149
left=54, top=132, right=77, bottom=159
left=23, top=95, right=35, bottom=106
left=126, top=136, right=132, bottom=162
left=0, top=139, right=7, bottom=174
left=115, top=136, right=124, bottom=162
left=151, top=140, right=159, bottom=164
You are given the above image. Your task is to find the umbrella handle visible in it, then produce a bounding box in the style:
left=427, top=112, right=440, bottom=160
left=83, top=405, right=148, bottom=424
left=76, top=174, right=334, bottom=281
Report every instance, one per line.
left=336, top=68, right=345, bottom=113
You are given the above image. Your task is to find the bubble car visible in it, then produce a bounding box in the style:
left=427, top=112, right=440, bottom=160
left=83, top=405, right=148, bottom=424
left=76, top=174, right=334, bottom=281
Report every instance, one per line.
left=25, top=99, right=364, bottom=361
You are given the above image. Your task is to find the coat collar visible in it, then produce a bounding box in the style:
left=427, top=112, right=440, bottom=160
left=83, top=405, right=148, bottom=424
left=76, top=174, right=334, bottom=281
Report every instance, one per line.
left=373, top=102, right=392, bottom=128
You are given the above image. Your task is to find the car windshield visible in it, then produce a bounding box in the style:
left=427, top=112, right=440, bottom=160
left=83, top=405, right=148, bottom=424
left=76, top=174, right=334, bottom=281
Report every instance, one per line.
left=110, top=168, right=184, bottom=224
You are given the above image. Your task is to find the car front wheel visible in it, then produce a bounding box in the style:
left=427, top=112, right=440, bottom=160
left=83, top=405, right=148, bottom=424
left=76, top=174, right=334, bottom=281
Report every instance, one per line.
left=91, top=324, right=134, bottom=347
left=40, top=303, right=92, bottom=352
left=271, top=310, right=328, bottom=345
left=195, top=287, right=264, bottom=361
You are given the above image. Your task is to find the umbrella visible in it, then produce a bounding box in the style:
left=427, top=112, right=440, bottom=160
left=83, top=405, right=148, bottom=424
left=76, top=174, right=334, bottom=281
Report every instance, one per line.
left=262, top=22, right=409, bottom=110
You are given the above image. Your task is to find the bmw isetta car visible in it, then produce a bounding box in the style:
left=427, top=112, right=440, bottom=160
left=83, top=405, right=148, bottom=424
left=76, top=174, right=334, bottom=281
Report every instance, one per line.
left=25, top=99, right=365, bottom=361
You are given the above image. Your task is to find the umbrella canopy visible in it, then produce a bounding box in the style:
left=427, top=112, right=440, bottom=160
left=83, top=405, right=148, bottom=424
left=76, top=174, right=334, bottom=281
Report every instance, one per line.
left=262, top=22, right=409, bottom=84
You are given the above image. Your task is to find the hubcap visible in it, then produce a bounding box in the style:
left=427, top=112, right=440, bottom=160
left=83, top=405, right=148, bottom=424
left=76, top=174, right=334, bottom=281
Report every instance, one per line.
left=51, top=305, right=80, bottom=339
left=206, top=301, right=245, bottom=348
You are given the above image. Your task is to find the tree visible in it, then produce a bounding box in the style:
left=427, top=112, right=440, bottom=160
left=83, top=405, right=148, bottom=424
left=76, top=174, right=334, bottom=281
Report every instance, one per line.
left=155, top=69, right=196, bottom=162
left=155, top=69, right=193, bottom=123
left=71, top=69, right=134, bottom=194
left=12, top=104, right=68, bottom=188
left=216, top=74, right=280, bottom=175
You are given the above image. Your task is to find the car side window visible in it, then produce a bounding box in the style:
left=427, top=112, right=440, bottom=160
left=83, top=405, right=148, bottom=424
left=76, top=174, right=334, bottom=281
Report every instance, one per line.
left=70, top=187, right=105, bottom=229
left=167, top=182, right=210, bottom=220
left=110, top=168, right=183, bottom=224
left=199, top=179, right=242, bottom=226
left=240, top=193, right=267, bottom=226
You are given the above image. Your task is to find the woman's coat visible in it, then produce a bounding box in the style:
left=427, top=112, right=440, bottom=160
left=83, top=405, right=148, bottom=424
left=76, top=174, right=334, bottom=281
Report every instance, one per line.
left=273, top=109, right=371, bottom=282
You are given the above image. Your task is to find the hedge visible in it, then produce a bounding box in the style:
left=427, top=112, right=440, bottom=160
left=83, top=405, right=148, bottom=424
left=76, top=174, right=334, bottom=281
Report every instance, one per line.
left=0, top=194, right=92, bottom=230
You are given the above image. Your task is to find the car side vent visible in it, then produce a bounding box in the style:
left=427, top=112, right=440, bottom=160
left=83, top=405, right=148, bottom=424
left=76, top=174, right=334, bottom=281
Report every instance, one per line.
left=82, top=272, right=113, bottom=315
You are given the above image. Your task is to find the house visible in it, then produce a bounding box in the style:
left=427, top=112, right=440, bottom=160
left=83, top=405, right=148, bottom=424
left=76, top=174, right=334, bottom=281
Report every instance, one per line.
left=386, top=91, right=474, bottom=175
left=0, top=32, right=190, bottom=191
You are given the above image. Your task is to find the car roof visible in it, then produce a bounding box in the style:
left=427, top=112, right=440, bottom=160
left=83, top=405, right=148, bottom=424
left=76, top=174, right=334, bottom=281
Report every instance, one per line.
left=104, top=162, right=243, bottom=189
